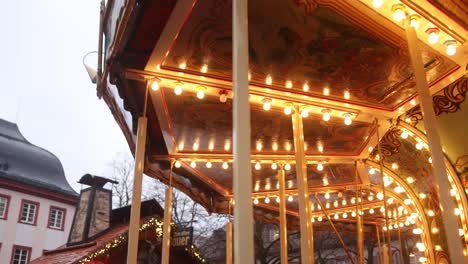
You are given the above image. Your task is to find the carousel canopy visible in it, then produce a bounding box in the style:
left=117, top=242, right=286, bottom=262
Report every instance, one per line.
left=98, top=0, right=467, bottom=255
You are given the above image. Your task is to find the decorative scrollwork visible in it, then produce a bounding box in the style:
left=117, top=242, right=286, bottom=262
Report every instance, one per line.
left=404, top=105, right=423, bottom=126
left=379, top=128, right=401, bottom=157
left=433, top=77, right=468, bottom=115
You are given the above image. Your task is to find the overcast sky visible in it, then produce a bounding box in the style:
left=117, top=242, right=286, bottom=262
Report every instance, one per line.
left=1, top=0, right=130, bottom=191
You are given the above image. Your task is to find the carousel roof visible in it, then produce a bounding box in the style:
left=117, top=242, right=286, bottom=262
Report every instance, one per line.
left=99, top=0, right=467, bottom=244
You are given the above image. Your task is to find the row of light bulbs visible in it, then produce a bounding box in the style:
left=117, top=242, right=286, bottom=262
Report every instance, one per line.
left=174, top=159, right=327, bottom=171
left=370, top=1, right=458, bottom=56
left=262, top=98, right=354, bottom=125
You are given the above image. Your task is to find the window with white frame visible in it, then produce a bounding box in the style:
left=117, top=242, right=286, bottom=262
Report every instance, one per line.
left=0, top=195, right=8, bottom=219
left=48, top=207, right=65, bottom=229
left=12, top=246, right=30, bottom=264
left=20, top=201, right=37, bottom=224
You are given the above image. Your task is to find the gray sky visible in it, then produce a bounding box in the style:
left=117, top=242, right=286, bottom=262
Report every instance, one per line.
left=1, top=0, right=130, bottom=191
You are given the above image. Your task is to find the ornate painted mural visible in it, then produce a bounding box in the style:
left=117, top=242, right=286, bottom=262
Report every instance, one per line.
left=161, top=0, right=457, bottom=110
left=427, top=0, right=468, bottom=29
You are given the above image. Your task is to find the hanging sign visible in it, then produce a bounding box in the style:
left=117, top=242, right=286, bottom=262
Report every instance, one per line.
left=171, top=227, right=193, bottom=247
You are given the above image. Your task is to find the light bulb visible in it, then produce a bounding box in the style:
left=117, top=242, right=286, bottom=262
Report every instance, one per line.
left=253, top=198, right=259, bottom=205
left=323, top=87, right=330, bottom=96
left=206, top=161, right=212, bottom=168
left=404, top=199, right=411, bottom=205
left=196, top=87, right=205, bottom=99
left=325, top=202, right=330, bottom=209
left=333, top=200, right=338, bottom=207
left=271, top=163, right=278, bottom=170
left=285, top=80, right=293, bottom=88
left=303, top=83, right=309, bottom=91
left=426, top=28, right=439, bottom=44
left=415, top=141, right=424, bottom=150
left=262, top=99, right=272, bottom=111
left=174, top=160, right=182, bottom=168
left=444, top=40, right=457, bottom=56
left=369, top=168, right=376, bottom=175
left=265, top=75, right=272, bottom=85
left=219, top=92, right=228, bottom=103
left=324, top=192, right=330, bottom=199
left=201, top=64, right=208, bottom=73
left=352, top=211, right=357, bottom=217
left=300, top=107, right=309, bottom=118
left=344, top=114, right=352, bottom=125
left=288, top=196, right=293, bottom=202
left=276, top=197, right=280, bottom=203
left=372, top=0, right=383, bottom=8
left=317, top=216, right=323, bottom=222
left=387, top=197, right=394, bottom=204
left=284, top=163, right=291, bottom=171
left=151, top=80, right=160, bottom=91
left=401, top=131, right=409, bottom=139
left=409, top=15, right=420, bottom=29
left=369, top=208, right=375, bottom=214
left=322, top=110, right=331, bottom=121
left=344, top=90, right=350, bottom=100
left=392, top=163, right=399, bottom=170
left=342, top=212, right=348, bottom=218
left=317, top=161, right=324, bottom=171
left=334, top=214, right=339, bottom=220
left=459, top=228, right=464, bottom=236
left=255, top=162, right=261, bottom=170
left=432, top=227, right=439, bottom=234
left=174, top=84, right=183, bottom=95
left=455, top=208, right=462, bottom=216
left=428, top=210, right=435, bottom=217
left=435, top=245, right=442, bottom=251
left=394, top=186, right=405, bottom=193
left=419, top=193, right=427, bottom=199
left=342, top=199, right=347, bottom=206
left=265, top=197, right=270, bottom=204
left=222, top=162, right=229, bottom=170
left=284, top=104, right=292, bottom=115
left=392, top=6, right=406, bottom=21
left=376, top=192, right=384, bottom=200
left=368, top=195, right=374, bottom=201
left=407, top=177, right=415, bottom=184
left=178, top=61, right=186, bottom=69
left=190, top=161, right=197, bottom=168
left=317, top=143, right=324, bottom=153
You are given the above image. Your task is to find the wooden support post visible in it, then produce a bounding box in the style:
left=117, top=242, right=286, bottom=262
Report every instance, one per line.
left=376, top=226, right=383, bottom=264
left=278, top=167, right=288, bottom=264
left=355, top=166, right=364, bottom=264
left=126, top=117, right=147, bottom=264
left=226, top=221, right=233, bottom=264
left=232, top=0, right=254, bottom=263
left=292, top=107, right=314, bottom=264
left=405, top=24, right=467, bottom=264
left=161, top=185, right=173, bottom=264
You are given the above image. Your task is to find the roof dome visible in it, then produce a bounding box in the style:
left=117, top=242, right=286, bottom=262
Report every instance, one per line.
left=0, top=119, right=77, bottom=196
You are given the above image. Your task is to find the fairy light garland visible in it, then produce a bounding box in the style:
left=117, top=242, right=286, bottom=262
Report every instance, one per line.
left=78, top=217, right=205, bottom=263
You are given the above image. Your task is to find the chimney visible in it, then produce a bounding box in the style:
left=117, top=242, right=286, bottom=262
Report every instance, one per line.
left=67, top=174, right=118, bottom=245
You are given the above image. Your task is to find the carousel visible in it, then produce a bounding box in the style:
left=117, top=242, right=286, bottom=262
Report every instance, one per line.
left=95, top=0, right=468, bottom=263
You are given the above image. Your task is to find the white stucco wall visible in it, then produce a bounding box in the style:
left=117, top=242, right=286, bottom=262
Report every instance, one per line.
left=0, top=187, right=76, bottom=263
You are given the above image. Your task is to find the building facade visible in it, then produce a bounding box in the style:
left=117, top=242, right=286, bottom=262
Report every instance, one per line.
left=0, top=119, right=78, bottom=263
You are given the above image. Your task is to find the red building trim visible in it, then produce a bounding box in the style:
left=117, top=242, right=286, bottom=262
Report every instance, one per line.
left=46, top=205, right=67, bottom=231
left=0, top=178, right=78, bottom=205
left=10, top=245, right=32, bottom=264
left=0, top=193, right=11, bottom=220
left=17, top=199, right=40, bottom=226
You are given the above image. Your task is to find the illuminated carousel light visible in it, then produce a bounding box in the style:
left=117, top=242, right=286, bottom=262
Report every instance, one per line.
left=451, top=188, right=457, bottom=196
left=311, top=203, right=315, bottom=211
left=455, top=208, right=462, bottom=216
left=351, top=198, right=356, bottom=204
left=151, top=79, right=160, bottom=91
left=262, top=98, right=272, bottom=111
left=248, top=71, right=252, bottom=81
left=392, top=4, right=406, bottom=22
left=372, top=0, right=383, bottom=8
left=376, top=192, right=384, bottom=200
left=416, top=242, right=426, bottom=251
left=179, top=61, right=187, bottom=69
left=413, top=228, right=423, bottom=235
left=369, top=168, right=376, bottom=175
left=222, top=161, right=229, bottom=170
left=311, top=217, right=315, bottom=223
left=387, top=197, right=394, bottom=204
left=444, top=40, right=457, bottom=56
left=317, top=216, right=323, bottom=222
left=343, top=90, right=350, bottom=100
left=283, top=103, right=293, bottom=115
left=196, top=86, right=206, bottom=99
left=428, top=210, right=435, bottom=217
left=288, top=195, right=293, bottom=202
left=325, top=202, right=330, bottom=209
left=206, top=161, right=212, bottom=168
left=368, top=195, right=374, bottom=201
left=174, top=160, right=182, bottom=168
left=409, top=15, right=420, bottom=29
left=265, top=75, right=272, bottom=85
left=368, top=146, right=373, bottom=152
left=264, top=197, right=270, bottom=204
left=317, top=143, right=324, bottom=153
left=416, top=141, right=424, bottom=150
left=459, top=228, right=464, bottom=236
left=369, top=208, right=375, bottom=214
left=333, top=200, right=338, bottom=207
left=190, top=161, right=197, bottom=168
left=428, top=157, right=432, bottom=163
left=255, top=162, right=262, bottom=170
left=323, top=87, right=330, bottom=96
left=407, top=177, right=415, bottom=184
left=401, top=131, right=409, bottom=139
left=285, top=80, right=293, bottom=89
left=174, top=82, right=183, bottom=95
left=342, top=199, right=347, bottom=206
left=432, top=227, right=439, bottom=234
left=342, top=212, right=348, bottom=218
left=271, top=163, right=278, bottom=170
left=323, top=177, right=329, bottom=186
left=343, top=113, right=352, bottom=125
left=324, top=192, right=330, bottom=199
left=351, top=211, right=357, bottom=217
left=284, top=163, right=291, bottom=171
left=276, top=197, right=280, bottom=203
left=322, top=109, right=331, bottom=122
left=380, top=207, right=385, bottom=213
left=334, top=214, right=339, bottom=220
left=426, top=28, right=439, bottom=44
left=303, top=83, right=309, bottom=92
left=391, top=163, right=399, bottom=170
left=300, top=106, right=309, bottom=118
left=435, top=245, right=442, bottom=251
left=317, top=161, right=324, bottom=171
left=201, top=64, right=208, bottom=73
left=394, top=186, right=405, bottom=193
left=419, top=257, right=427, bottom=262
left=253, top=198, right=259, bottom=205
